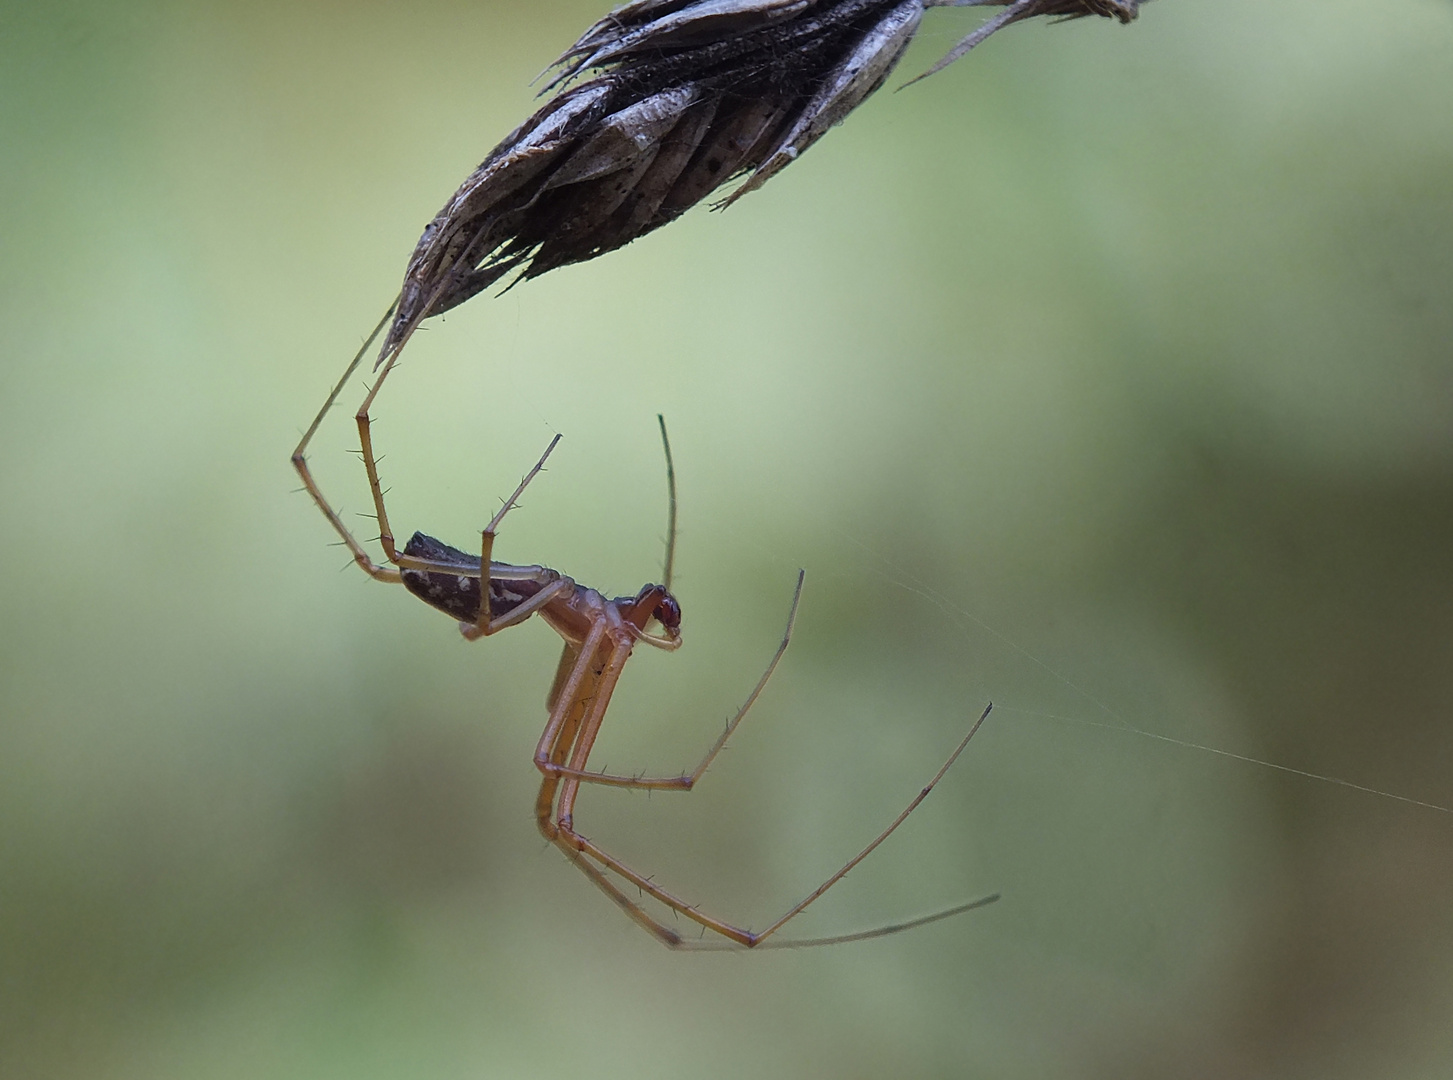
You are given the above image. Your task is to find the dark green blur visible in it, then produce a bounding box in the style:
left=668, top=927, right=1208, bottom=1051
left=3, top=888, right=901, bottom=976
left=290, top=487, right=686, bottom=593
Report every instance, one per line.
left=3, top=1, right=1452, bottom=1077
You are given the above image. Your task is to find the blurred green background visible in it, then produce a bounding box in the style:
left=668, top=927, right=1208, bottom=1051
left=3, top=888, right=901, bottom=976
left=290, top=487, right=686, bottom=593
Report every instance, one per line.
left=4, top=1, right=1453, bottom=1076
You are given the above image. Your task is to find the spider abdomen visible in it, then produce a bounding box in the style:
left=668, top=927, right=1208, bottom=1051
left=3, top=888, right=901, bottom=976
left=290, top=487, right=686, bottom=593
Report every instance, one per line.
left=401, top=532, right=554, bottom=624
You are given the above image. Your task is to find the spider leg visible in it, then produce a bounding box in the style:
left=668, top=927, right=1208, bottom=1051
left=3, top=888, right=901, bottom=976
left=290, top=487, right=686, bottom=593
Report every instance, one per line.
left=553, top=628, right=637, bottom=829
left=671, top=891, right=1002, bottom=951
left=470, top=416, right=664, bottom=643
left=535, top=660, right=592, bottom=844
left=354, top=305, right=427, bottom=570
left=537, top=570, right=805, bottom=790
left=733, top=702, right=994, bottom=944
left=561, top=825, right=996, bottom=950
left=537, top=589, right=991, bottom=947
left=557, top=840, right=699, bottom=948
left=460, top=435, right=564, bottom=640
left=545, top=626, right=993, bottom=947
left=289, top=266, right=462, bottom=582
left=353, top=226, right=502, bottom=575
left=656, top=414, right=677, bottom=592
left=534, top=619, right=612, bottom=820
left=462, top=576, right=574, bottom=640
left=291, top=300, right=404, bottom=582
left=537, top=624, right=765, bottom=946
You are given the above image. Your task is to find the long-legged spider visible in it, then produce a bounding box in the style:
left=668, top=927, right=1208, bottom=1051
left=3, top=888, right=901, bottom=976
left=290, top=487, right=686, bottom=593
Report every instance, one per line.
left=291, top=303, right=996, bottom=949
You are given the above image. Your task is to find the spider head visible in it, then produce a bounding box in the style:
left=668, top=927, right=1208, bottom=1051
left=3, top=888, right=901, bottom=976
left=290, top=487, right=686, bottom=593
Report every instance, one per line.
left=622, top=583, right=681, bottom=643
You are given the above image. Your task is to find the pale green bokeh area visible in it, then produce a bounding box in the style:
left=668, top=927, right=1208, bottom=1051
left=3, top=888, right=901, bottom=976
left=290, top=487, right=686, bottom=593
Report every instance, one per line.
left=5, top=0, right=1453, bottom=1076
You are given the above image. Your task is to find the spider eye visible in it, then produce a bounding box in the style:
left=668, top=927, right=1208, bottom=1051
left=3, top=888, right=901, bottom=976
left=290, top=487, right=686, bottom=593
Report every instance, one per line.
left=653, top=594, right=681, bottom=632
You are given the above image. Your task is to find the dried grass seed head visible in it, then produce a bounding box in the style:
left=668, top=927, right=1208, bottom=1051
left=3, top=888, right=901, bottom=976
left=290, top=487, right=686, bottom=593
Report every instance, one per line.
left=381, top=0, right=1143, bottom=360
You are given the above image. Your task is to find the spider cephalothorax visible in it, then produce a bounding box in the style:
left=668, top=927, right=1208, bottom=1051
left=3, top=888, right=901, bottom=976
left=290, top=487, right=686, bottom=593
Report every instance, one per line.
left=621, top=584, right=683, bottom=639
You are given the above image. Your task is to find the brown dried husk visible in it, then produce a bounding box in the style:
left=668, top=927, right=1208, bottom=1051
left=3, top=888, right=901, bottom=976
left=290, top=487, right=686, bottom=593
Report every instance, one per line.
left=380, top=0, right=1142, bottom=359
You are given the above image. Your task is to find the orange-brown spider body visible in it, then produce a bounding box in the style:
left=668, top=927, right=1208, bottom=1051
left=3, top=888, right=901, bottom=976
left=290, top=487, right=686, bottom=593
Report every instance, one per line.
left=289, top=281, right=1000, bottom=950
left=279, top=0, right=1151, bottom=948
left=290, top=305, right=996, bottom=948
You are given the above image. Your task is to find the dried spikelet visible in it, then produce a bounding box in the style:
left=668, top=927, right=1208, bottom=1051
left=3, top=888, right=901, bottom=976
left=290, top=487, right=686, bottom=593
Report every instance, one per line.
left=381, top=0, right=1143, bottom=360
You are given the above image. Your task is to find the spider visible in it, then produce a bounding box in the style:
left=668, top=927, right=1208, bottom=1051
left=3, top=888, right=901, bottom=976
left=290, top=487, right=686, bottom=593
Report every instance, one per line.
left=290, top=301, right=996, bottom=949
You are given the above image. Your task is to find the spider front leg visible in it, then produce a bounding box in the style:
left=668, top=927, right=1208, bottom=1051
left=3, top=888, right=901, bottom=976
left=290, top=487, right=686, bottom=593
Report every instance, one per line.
left=534, top=571, right=805, bottom=791
left=462, top=413, right=673, bottom=644
left=562, top=702, right=994, bottom=949
left=532, top=619, right=764, bottom=947
left=535, top=603, right=993, bottom=948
